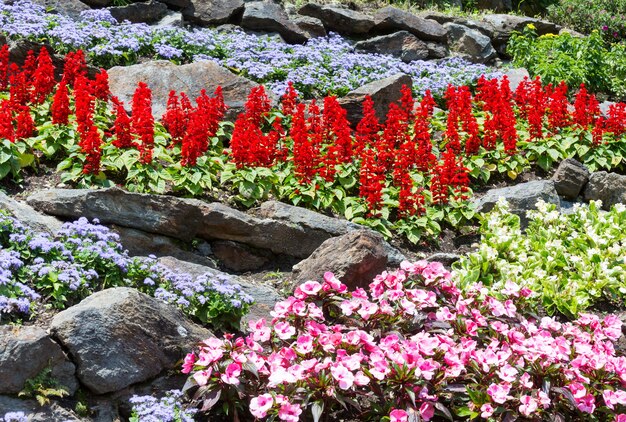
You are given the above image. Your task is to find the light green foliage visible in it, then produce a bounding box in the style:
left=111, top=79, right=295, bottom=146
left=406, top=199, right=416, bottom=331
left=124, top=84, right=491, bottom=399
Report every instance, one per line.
left=454, top=199, right=626, bottom=318
left=546, top=0, right=626, bottom=42
left=18, top=366, right=70, bottom=406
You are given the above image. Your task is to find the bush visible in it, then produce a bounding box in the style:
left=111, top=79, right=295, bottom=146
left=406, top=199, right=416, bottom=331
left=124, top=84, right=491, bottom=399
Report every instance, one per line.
left=546, top=0, right=626, bottom=43
left=453, top=199, right=626, bottom=318
left=181, top=262, right=626, bottom=421
left=507, top=25, right=626, bottom=100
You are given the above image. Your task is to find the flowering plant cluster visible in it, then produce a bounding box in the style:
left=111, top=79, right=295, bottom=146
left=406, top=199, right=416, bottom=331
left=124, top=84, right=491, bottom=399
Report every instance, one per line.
left=181, top=261, right=626, bottom=421
left=454, top=198, right=626, bottom=318
left=0, top=0, right=496, bottom=99
left=546, top=0, right=626, bottom=43
left=0, top=211, right=252, bottom=330
left=0, top=412, right=27, bottom=422
left=129, top=390, right=196, bottom=422
left=2, top=48, right=626, bottom=243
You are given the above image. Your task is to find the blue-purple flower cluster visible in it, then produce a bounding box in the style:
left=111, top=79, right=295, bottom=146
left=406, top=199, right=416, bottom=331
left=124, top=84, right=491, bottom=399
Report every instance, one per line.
left=1, top=412, right=27, bottom=422
left=0, top=0, right=501, bottom=98
left=129, top=390, right=196, bottom=422
left=0, top=212, right=253, bottom=329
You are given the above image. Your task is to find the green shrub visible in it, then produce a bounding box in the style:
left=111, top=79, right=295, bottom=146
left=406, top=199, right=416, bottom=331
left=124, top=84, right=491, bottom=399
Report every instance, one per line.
left=453, top=199, right=626, bottom=318
left=508, top=26, right=626, bottom=99
left=546, top=0, right=626, bottom=42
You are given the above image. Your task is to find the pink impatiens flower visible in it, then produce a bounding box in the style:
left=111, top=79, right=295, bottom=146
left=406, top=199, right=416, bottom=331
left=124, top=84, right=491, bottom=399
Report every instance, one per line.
left=250, top=394, right=273, bottom=419
left=278, top=402, right=302, bottom=422
left=389, top=409, right=408, bottom=422
left=300, top=280, right=323, bottom=296
left=330, top=364, right=355, bottom=389
left=519, top=395, right=538, bottom=416
left=487, top=382, right=511, bottom=404
left=420, top=402, right=435, bottom=420
left=481, top=403, right=495, bottom=418
left=274, top=321, right=296, bottom=340
left=220, top=362, right=241, bottom=385
left=181, top=353, right=196, bottom=374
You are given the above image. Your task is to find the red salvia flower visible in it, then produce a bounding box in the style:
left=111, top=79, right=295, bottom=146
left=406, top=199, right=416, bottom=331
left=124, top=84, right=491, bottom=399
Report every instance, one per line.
left=9, top=64, right=30, bottom=107
left=162, top=91, right=188, bottom=145
left=180, top=108, right=206, bottom=167
left=355, top=95, right=380, bottom=156
left=379, top=103, right=408, bottom=172
left=79, top=125, right=102, bottom=174
left=546, top=81, right=571, bottom=131
left=0, top=100, right=15, bottom=142
left=111, top=97, right=134, bottom=149
left=291, top=103, right=317, bottom=182
left=62, top=50, right=87, bottom=88
left=280, top=81, right=298, bottom=117
left=31, top=47, right=55, bottom=104
left=0, top=45, right=9, bottom=91
left=73, top=76, right=94, bottom=137
left=22, top=50, right=36, bottom=81
left=15, top=106, right=34, bottom=141
left=51, top=80, right=70, bottom=125
left=358, top=146, right=385, bottom=215
left=573, top=84, right=600, bottom=128
left=592, top=117, right=606, bottom=146
left=131, top=82, right=155, bottom=164
left=320, top=96, right=352, bottom=181
left=92, top=69, right=110, bottom=101
left=398, top=84, right=415, bottom=123
left=605, top=102, right=626, bottom=137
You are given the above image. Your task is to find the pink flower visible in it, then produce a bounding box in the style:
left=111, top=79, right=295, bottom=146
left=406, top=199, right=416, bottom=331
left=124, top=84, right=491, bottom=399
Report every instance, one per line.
left=330, top=364, right=355, bottom=389
left=278, top=402, right=302, bottom=422
left=569, top=382, right=586, bottom=399
left=577, top=394, right=596, bottom=413
left=519, top=395, right=538, bottom=416
left=181, top=353, right=196, bottom=374
left=300, top=280, right=322, bottom=296
left=274, top=322, right=296, bottom=340
left=496, top=365, right=518, bottom=383
left=481, top=403, right=495, bottom=418
left=487, top=382, right=511, bottom=404
left=604, top=390, right=626, bottom=410
left=389, top=409, right=408, bottom=422
left=296, top=334, right=314, bottom=354
left=250, top=394, right=274, bottom=419
left=192, top=369, right=212, bottom=386
left=220, top=362, right=241, bottom=385
left=435, top=306, right=455, bottom=321
left=616, top=415, right=626, bottom=422
left=419, top=402, right=435, bottom=421
left=323, top=272, right=347, bottom=293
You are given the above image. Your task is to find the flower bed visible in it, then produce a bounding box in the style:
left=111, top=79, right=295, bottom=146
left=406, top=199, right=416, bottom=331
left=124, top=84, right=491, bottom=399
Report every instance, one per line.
left=3, top=47, right=626, bottom=243
left=181, top=261, right=626, bottom=421
left=454, top=199, right=626, bottom=318
left=0, top=0, right=497, bottom=98
left=0, top=211, right=252, bottom=330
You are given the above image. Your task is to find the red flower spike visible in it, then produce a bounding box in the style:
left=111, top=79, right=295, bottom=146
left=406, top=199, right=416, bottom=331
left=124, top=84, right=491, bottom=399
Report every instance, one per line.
left=73, top=76, right=95, bottom=137
left=51, top=81, right=71, bottom=125
left=355, top=95, right=380, bottom=156
left=62, top=50, right=87, bottom=88
left=0, top=100, right=15, bottom=143
left=0, top=45, right=9, bottom=91
left=280, top=81, right=298, bottom=117
left=15, top=106, right=34, bottom=141
left=31, top=47, right=56, bottom=104
left=131, top=82, right=155, bottom=165
left=9, top=64, right=30, bottom=107
left=358, top=147, right=385, bottom=215
left=79, top=125, right=102, bottom=175
left=162, top=91, right=188, bottom=145
left=574, top=84, right=600, bottom=128
left=92, top=69, right=110, bottom=101
left=111, top=97, right=134, bottom=149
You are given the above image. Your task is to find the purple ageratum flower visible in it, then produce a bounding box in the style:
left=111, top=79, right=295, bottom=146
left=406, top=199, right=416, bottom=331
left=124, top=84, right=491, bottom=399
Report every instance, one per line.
left=129, top=390, right=196, bottom=422
left=2, top=411, right=29, bottom=422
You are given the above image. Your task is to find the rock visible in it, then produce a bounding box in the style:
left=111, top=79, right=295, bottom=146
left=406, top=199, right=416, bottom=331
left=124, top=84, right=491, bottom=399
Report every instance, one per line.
left=50, top=287, right=211, bottom=394
left=418, top=11, right=456, bottom=25
left=473, top=180, right=560, bottom=216
left=355, top=31, right=429, bottom=63
left=182, top=0, right=243, bottom=25
left=241, top=1, right=308, bottom=44
left=476, top=0, right=512, bottom=12
left=0, top=326, right=77, bottom=395
left=425, top=41, right=448, bottom=59
left=27, top=188, right=364, bottom=259
left=551, top=159, right=590, bottom=199
left=583, top=172, right=626, bottom=211
left=0, top=396, right=84, bottom=422
left=112, top=225, right=216, bottom=268
left=106, top=60, right=259, bottom=119
left=600, top=101, right=616, bottom=117
left=0, top=191, right=62, bottom=234
left=25, top=0, right=90, bottom=19
left=373, top=6, right=447, bottom=42
left=108, top=0, right=168, bottom=24
left=153, top=11, right=184, bottom=29
left=299, top=3, right=374, bottom=35
left=292, top=230, right=388, bottom=290
left=445, top=23, right=496, bottom=63
left=559, top=27, right=585, bottom=38
left=480, top=14, right=560, bottom=54
left=157, top=256, right=282, bottom=327
left=426, top=252, right=462, bottom=267
left=292, top=15, right=327, bottom=38
left=1, top=38, right=68, bottom=79
left=76, top=0, right=110, bottom=7
left=504, top=67, right=530, bottom=92
left=337, top=73, right=412, bottom=125
left=211, top=240, right=272, bottom=272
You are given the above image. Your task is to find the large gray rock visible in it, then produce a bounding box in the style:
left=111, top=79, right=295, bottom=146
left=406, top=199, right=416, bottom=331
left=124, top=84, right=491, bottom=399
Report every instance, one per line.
left=583, top=172, right=626, bottom=210
left=50, top=288, right=211, bottom=394
left=0, top=326, right=78, bottom=395
left=292, top=14, right=326, bottom=38
left=108, top=0, right=168, bottom=24
left=107, top=60, right=259, bottom=120
left=292, top=230, right=388, bottom=290
left=445, top=23, right=496, bottom=63
left=241, top=1, right=308, bottom=44
left=551, top=159, right=590, bottom=199
left=505, top=67, right=530, bottom=92
left=211, top=240, right=272, bottom=272
left=298, top=3, right=374, bottom=35
left=0, top=191, right=62, bottom=234
left=27, top=188, right=364, bottom=258
left=338, top=73, right=412, bottom=125
left=157, top=256, right=282, bottom=327
left=473, top=180, right=560, bottom=214
left=153, top=11, right=184, bottom=29
left=480, top=14, right=560, bottom=54
left=182, top=0, right=243, bottom=25
left=355, top=31, right=429, bottom=63
left=373, top=6, right=447, bottom=42
left=0, top=396, right=84, bottom=422
left=23, top=0, right=90, bottom=18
